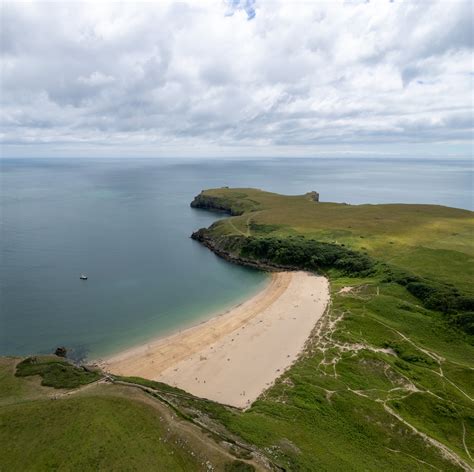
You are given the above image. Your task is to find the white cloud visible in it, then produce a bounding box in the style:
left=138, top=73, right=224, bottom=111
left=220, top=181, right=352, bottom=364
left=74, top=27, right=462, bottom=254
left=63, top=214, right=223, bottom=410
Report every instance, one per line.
left=0, top=0, right=472, bottom=157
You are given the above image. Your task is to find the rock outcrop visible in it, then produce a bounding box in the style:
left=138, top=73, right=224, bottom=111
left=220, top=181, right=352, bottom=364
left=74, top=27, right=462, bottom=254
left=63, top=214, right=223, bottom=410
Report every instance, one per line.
left=305, top=191, right=319, bottom=202
left=54, top=346, right=67, bottom=357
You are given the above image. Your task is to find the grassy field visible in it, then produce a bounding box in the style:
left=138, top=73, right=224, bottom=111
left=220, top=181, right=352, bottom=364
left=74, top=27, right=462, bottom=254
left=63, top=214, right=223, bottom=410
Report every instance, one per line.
left=1, top=188, right=472, bottom=471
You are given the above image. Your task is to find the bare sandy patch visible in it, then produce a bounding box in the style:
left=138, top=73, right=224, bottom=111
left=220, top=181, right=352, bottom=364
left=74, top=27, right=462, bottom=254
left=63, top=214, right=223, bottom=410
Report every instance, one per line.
left=338, top=286, right=354, bottom=294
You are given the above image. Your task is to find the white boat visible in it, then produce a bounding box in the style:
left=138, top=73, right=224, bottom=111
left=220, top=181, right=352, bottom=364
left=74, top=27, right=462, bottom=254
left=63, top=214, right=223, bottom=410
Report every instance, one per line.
left=80, top=274, right=88, bottom=280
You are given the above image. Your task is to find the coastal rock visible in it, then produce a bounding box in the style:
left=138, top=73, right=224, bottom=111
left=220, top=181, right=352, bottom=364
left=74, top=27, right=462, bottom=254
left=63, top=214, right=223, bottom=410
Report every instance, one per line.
left=54, top=346, right=67, bottom=357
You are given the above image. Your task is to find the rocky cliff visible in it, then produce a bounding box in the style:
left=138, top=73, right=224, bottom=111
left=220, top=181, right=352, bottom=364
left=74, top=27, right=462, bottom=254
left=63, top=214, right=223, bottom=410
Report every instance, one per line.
left=190, top=192, right=244, bottom=216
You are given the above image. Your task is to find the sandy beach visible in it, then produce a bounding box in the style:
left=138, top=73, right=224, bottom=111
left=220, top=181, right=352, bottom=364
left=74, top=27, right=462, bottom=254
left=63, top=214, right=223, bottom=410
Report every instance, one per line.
left=104, top=271, right=329, bottom=408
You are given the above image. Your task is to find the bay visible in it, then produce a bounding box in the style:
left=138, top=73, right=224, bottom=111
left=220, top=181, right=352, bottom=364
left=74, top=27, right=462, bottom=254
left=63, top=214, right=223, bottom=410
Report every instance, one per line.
left=1, top=157, right=471, bottom=360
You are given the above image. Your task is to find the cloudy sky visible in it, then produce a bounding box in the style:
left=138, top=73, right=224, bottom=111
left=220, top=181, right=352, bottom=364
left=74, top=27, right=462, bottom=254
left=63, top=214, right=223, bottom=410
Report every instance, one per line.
left=1, top=0, right=472, bottom=158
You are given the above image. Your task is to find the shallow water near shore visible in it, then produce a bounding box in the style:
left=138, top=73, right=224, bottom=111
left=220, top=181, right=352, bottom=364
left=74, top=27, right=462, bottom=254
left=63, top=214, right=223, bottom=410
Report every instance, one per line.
left=1, top=157, right=472, bottom=360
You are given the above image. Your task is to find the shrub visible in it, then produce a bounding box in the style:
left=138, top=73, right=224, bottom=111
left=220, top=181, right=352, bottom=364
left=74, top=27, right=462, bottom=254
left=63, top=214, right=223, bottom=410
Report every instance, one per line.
left=16, top=356, right=101, bottom=389
left=239, top=236, right=374, bottom=275
left=384, top=270, right=474, bottom=336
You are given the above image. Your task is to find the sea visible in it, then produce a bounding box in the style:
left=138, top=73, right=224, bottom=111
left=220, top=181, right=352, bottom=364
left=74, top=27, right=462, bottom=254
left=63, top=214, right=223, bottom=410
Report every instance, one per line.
left=1, top=157, right=472, bottom=360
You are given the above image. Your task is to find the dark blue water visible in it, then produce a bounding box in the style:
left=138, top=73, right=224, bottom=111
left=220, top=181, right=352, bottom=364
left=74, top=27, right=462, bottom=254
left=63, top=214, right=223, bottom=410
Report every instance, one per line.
left=1, top=157, right=472, bottom=359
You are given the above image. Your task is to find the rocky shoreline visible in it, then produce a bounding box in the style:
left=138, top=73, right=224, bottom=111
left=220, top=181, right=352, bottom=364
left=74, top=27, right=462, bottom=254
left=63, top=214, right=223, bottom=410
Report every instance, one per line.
left=190, top=191, right=245, bottom=216
left=190, top=228, right=298, bottom=272
left=190, top=191, right=279, bottom=270
left=191, top=191, right=317, bottom=273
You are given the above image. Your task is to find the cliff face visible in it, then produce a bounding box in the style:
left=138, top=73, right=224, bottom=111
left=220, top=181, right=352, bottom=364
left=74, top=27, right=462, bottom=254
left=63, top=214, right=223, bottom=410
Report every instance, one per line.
left=190, top=192, right=244, bottom=216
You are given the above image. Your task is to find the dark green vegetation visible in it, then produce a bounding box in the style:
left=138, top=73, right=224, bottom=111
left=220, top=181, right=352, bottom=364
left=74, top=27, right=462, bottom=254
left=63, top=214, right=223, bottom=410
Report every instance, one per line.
left=383, top=267, right=474, bottom=334
left=192, top=231, right=374, bottom=275
left=239, top=237, right=373, bottom=274
left=15, top=356, right=101, bottom=389
left=189, top=188, right=474, bottom=471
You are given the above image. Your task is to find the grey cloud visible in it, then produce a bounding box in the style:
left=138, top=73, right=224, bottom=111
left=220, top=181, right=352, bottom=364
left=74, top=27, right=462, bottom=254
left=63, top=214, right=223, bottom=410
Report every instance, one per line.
left=0, top=0, right=472, bottom=157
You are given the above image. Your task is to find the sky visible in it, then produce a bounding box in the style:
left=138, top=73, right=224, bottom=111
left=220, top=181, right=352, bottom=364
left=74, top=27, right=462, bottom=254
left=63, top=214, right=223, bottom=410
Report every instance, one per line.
left=1, top=0, right=473, bottom=158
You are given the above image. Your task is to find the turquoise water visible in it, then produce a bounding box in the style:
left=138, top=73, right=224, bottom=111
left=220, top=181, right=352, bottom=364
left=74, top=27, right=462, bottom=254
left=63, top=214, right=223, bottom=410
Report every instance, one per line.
left=1, top=157, right=472, bottom=360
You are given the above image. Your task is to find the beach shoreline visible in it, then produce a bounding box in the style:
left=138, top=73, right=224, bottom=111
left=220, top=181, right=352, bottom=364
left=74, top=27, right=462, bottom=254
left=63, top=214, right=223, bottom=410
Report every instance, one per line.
left=100, top=271, right=285, bottom=367
left=103, top=271, right=330, bottom=408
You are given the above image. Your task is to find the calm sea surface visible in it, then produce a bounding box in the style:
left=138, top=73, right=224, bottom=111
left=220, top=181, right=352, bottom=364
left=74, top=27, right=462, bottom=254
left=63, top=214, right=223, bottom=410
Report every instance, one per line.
left=1, top=157, right=472, bottom=360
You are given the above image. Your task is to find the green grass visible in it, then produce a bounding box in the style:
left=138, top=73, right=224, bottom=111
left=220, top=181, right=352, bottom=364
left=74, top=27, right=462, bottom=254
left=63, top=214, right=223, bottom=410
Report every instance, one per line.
left=0, top=358, right=200, bottom=471
left=0, top=395, right=201, bottom=471
left=186, top=188, right=474, bottom=471
left=0, top=357, right=52, bottom=406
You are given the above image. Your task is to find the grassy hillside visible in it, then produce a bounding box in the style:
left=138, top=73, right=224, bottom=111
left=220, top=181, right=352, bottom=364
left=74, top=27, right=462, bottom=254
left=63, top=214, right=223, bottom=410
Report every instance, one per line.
left=0, top=357, right=265, bottom=471
left=188, top=188, right=474, bottom=471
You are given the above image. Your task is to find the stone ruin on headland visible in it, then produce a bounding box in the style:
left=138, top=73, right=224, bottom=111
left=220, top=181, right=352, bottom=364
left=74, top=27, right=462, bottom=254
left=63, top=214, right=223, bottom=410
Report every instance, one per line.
left=305, top=191, right=319, bottom=202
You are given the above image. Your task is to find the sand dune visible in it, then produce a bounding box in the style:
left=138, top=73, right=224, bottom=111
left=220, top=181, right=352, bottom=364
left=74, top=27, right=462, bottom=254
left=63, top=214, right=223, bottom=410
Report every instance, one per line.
left=104, top=271, right=329, bottom=408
